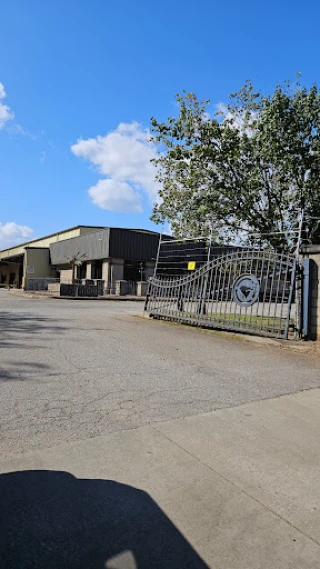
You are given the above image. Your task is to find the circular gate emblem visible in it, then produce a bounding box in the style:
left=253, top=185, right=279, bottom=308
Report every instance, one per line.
left=233, top=274, right=260, bottom=307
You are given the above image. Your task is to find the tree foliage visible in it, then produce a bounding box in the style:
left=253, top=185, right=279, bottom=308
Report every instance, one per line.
left=150, top=78, right=320, bottom=248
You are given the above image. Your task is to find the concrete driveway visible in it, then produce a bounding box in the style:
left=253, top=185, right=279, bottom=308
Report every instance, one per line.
left=1, top=290, right=320, bottom=568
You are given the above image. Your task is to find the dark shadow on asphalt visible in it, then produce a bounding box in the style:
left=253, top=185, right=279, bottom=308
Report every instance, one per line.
left=0, top=311, right=67, bottom=344
left=0, top=311, right=67, bottom=374
left=0, top=470, right=209, bottom=569
left=0, top=361, right=53, bottom=382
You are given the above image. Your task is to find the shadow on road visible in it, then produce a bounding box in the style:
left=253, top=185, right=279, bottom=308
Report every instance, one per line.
left=0, top=311, right=67, bottom=379
left=0, top=311, right=67, bottom=345
left=0, top=470, right=209, bottom=569
left=0, top=361, right=53, bottom=382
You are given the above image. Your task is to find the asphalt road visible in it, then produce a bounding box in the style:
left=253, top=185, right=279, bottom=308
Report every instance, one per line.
left=1, top=289, right=320, bottom=459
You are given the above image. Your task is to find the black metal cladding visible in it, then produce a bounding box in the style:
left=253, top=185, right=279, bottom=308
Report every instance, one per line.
left=50, top=228, right=169, bottom=265
left=156, top=240, right=241, bottom=277
left=109, top=229, right=171, bottom=262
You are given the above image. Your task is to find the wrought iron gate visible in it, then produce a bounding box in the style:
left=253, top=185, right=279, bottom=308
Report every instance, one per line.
left=145, top=247, right=300, bottom=339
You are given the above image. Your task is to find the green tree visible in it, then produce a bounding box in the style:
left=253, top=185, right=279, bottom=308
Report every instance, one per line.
left=150, top=79, right=320, bottom=248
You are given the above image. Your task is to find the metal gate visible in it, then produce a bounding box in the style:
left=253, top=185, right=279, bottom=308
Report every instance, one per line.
left=145, top=246, right=300, bottom=339
left=127, top=281, right=138, bottom=295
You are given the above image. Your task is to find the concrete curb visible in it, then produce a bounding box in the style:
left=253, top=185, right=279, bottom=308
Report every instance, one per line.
left=51, top=295, right=146, bottom=302
left=7, top=290, right=146, bottom=302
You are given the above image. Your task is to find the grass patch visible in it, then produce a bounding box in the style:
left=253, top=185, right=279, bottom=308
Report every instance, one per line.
left=190, top=311, right=291, bottom=329
left=150, top=309, right=294, bottom=333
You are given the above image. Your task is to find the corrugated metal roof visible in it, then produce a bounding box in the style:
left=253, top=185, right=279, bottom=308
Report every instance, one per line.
left=0, top=225, right=105, bottom=255
left=49, top=227, right=173, bottom=264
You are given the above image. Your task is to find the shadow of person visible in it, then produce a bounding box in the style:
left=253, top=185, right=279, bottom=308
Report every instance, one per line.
left=0, top=470, right=209, bottom=569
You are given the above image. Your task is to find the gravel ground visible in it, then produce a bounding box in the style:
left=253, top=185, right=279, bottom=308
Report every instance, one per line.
left=1, top=289, right=319, bottom=459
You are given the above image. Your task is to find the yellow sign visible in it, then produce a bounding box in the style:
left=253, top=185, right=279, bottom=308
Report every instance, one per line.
left=188, top=261, right=196, bottom=270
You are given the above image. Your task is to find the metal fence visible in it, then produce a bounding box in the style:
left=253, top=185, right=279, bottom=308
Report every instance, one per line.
left=59, top=283, right=99, bottom=297
left=126, top=281, right=138, bottom=295
left=145, top=239, right=300, bottom=339
left=25, top=278, right=60, bottom=291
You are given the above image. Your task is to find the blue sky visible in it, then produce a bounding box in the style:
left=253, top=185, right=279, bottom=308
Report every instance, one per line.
left=0, top=0, right=319, bottom=248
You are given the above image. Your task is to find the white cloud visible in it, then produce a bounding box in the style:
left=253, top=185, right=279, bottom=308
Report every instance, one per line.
left=216, top=102, right=229, bottom=117
left=0, top=83, right=6, bottom=99
left=216, top=102, right=257, bottom=135
left=6, top=122, right=36, bottom=138
left=0, top=82, right=14, bottom=130
left=88, top=179, right=142, bottom=212
left=71, top=121, right=159, bottom=213
left=0, top=222, right=34, bottom=250
left=216, top=102, right=244, bottom=127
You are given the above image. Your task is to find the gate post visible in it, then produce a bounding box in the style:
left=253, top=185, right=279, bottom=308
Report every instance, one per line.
left=301, top=259, right=311, bottom=338
left=301, top=245, right=320, bottom=341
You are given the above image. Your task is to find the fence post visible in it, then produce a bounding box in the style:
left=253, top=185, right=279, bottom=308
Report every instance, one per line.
left=137, top=281, right=148, bottom=297
left=301, top=245, right=320, bottom=341
left=115, top=280, right=129, bottom=296
left=301, top=259, right=311, bottom=338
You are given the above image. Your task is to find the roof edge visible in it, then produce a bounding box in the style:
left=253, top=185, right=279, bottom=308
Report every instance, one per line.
left=0, top=225, right=106, bottom=255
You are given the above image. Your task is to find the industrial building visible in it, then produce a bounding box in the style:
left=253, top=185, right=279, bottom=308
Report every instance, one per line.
left=0, top=225, right=163, bottom=292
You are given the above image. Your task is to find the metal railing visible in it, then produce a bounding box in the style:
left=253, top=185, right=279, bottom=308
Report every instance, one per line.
left=25, top=278, right=60, bottom=291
